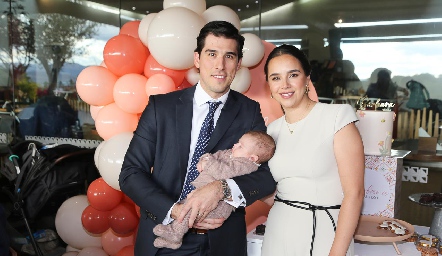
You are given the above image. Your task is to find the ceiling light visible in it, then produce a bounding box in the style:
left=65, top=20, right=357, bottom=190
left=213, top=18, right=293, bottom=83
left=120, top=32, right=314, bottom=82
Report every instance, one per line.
left=335, top=18, right=442, bottom=28
left=341, top=34, right=442, bottom=41
left=240, top=25, right=308, bottom=32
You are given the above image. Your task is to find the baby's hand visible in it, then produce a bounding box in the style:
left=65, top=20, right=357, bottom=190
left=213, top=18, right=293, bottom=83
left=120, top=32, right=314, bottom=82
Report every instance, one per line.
left=197, top=161, right=203, bottom=173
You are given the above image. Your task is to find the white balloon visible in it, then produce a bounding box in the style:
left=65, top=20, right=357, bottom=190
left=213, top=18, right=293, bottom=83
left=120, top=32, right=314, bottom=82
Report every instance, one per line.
left=186, top=67, right=200, bottom=85
left=202, top=5, right=241, bottom=30
left=97, top=132, right=134, bottom=190
left=241, top=33, right=265, bottom=67
left=66, top=245, right=81, bottom=252
left=94, top=141, right=106, bottom=169
left=78, top=247, right=108, bottom=256
left=147, top=7, right=205, bottom=70
left=138, top=13, right=157, bottom=48
left=55, top=195, right=102, bottom=250
left=62, top=252, right=79, bottom=256
left=163, top=0, right=206, bottom=15
left=230, top=67, right=251, bottom=93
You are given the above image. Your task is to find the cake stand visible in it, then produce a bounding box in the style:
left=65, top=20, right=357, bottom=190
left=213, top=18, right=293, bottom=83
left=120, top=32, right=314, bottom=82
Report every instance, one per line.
left=408, top=193, right=442, bottom=239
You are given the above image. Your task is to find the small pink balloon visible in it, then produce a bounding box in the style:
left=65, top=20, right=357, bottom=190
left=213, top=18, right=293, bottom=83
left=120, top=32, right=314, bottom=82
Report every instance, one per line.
left=76, top=66, right=117, bottom=106
left=90, top=105, right=104, bottom=121
left=145, top=74, right=176, bottom=97
left=120, top=21, right=141, bottom=38
left=101, top=229, right=135, bottom=256
left=114, top=74, right=149, bottom=114
left=95, top=103, right=139, bottom=140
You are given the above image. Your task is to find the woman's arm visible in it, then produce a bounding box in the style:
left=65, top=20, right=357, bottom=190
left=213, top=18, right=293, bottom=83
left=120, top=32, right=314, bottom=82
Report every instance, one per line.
left=329, top=122, right=365, bottom=256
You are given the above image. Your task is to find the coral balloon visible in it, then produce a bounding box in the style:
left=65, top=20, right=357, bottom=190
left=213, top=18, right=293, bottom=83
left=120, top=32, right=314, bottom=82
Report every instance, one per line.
left=95, top=103, right=138, bottom=140
left=109, top=202, right=139, bottom=235
left=144, top=55, right=186, bottom=86
left=120, top=21, right=141, bottom=38
left=202, top=5, right=241, bottom=30
left=116, top=245, right=135, bottom=256
left=87, top=177, right=124, bottom=211
left=242, top=33, right=265, bottom=68
left=81, top=205, right=111, bottom=235
left=103, top=34, right=149, bottom=77
left=76, top=66, right=117, bottom=106
left=145, top=74, right=176, bottom=96
left=230, top=67, right=251, bottom=93
left=185, top=67, right=199, bottom=85
left=97, top=132, right=134, bottom=190
left=177, top=78, right=193, bottom=90
left=147, top=7, right=205, bottom=70
left=113, top=74, right=149, bottom=114
left=101, top=229, right=135, bottom=256
left=90, top=105, right=104, bottom=121
left=78, top=247, right=108, bottom=256
left=163, top=0, right=206, bottom=15
left=138, top=13, right=157, bottom=47
left=55, top=195, right=102, bottom=249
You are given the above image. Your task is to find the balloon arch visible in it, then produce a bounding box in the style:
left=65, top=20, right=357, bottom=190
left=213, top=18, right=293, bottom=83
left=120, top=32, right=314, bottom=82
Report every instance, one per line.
left=59, top=1, right=318, bottom=255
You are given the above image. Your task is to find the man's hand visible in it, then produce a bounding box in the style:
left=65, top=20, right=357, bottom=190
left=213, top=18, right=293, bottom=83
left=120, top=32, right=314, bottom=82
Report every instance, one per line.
left=177, top=180, right=224, bottom=228
left=194, top=218, right=225, bottom=230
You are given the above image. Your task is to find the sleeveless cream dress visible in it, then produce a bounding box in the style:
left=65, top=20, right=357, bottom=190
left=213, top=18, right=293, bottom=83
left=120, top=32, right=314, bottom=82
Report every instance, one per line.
left=261, top=103, right=357, bottom=256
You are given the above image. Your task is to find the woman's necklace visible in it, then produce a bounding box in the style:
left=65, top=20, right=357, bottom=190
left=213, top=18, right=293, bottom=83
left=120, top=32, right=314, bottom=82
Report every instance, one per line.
left=285, top=100, right=312, bottom=134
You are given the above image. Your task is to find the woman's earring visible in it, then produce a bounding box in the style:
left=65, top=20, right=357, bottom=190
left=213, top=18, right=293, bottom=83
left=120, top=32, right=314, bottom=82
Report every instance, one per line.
left=305, top=85, right=310, bottom=94
left=270, top=94, right=273, bottom=99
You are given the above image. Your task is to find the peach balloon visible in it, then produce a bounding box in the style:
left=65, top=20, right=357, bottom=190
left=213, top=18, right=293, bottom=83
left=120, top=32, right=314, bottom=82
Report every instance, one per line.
left=241, top=33, right=265, bottom=68
left=95, top=103, right=138, bottom=141
left=76, top=66, right=117, bottom=106
left=147, top=7, right=205, bottom=70
left=90, top=105, right=104, bottom=121
left=113, top=74, right=149, bottom=114
left=55, top=195, right=102, bottom=249
left=163, top=0, right=206, bottom=15
left=116, top=245, right=135, bottom=256
left=101, top=229, right=134, bottom=256
left=202, top=5, right=241, bottom=30
left=144, top=55, right=186, bottom=86
left=145, top=74, right=176, bottom=97
left=185, top=67, right=199, bottom=85
left=138, top=13, right=157, bottom=47
left=77, top=247, right=108, bottom=256
left=120, top=21, right=141, bottom=38
left=103, top=34, right=149, bottom=77
left=230, top=67, right=251, bottom=93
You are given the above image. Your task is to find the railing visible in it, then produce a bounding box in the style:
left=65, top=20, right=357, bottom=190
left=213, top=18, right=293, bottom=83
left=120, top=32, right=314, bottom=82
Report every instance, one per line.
left=396, top=108, right=440, bottom=140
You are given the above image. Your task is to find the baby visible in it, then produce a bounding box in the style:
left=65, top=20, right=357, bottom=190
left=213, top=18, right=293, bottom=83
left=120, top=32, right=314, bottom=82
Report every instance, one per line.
left=153, top=130, right=276, bottom=249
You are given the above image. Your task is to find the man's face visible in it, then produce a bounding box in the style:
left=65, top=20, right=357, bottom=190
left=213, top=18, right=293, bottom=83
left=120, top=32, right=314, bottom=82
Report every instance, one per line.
left=194, top=34, right=242, bottom=99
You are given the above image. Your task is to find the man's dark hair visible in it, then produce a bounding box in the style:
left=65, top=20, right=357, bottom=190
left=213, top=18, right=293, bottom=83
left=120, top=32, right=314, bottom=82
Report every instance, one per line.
left=195, top=21, right=245, bottom=60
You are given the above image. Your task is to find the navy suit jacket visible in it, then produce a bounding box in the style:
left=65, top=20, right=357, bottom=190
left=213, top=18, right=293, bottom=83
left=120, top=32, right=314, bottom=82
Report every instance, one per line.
left=119, top=86, right=276, bottom=256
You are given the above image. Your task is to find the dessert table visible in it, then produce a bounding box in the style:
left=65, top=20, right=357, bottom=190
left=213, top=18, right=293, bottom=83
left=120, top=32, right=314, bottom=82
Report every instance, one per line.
left=247, top=225, right=430, bottom=256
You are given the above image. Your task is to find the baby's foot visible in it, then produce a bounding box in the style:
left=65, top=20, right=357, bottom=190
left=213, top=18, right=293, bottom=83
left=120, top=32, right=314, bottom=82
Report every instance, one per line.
left=153, top=225, right=182, bottom=243
left=154, top=237, right=182, bottom=249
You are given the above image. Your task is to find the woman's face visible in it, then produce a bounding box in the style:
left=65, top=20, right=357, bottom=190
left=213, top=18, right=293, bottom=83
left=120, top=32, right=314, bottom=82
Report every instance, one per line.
left=267, top=54, right=310, bottom=109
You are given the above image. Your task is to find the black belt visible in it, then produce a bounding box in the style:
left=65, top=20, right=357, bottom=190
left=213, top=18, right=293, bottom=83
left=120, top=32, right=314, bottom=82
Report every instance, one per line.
left=275, top=196, right=341, bottom=256
left=188, top=228, right=208, bottom=235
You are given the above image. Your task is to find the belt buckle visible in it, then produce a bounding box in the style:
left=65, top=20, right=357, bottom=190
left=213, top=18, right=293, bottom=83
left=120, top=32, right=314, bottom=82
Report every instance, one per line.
left=189, top=228, right=207, bottom=235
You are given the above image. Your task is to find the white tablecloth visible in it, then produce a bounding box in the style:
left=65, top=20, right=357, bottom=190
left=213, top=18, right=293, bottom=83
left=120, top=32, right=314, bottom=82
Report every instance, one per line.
left=247, top=225, right=429, bottom=256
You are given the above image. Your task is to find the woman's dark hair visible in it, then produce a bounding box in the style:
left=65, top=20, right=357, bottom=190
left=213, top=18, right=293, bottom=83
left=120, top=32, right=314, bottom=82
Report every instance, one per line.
left=195, top=21, right=245, bottom=60
left=264, top=44, right=311, bottom=81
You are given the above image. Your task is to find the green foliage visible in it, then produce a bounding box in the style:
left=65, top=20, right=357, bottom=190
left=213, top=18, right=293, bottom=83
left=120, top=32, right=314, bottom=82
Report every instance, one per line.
left=15, top=75, right=37, bottom=103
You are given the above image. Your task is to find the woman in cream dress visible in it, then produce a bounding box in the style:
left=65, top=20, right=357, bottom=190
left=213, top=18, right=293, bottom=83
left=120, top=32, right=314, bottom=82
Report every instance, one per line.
left=260, top=45, right=365, bottom=256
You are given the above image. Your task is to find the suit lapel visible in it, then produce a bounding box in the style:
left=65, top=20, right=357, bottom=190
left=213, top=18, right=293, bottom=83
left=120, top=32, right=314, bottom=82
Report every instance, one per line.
left=176, top=87, right=195, bottom=183
left=207, top=91, right=241, bottom=152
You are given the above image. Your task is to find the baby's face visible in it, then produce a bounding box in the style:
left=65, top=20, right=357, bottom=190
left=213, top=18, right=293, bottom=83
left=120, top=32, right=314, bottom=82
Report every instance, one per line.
left=232, top=134, right=256, bottom=159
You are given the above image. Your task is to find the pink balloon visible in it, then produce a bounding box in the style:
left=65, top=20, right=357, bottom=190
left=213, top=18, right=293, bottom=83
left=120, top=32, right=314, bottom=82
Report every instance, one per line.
left=115, top=245, right=134, bottom=256
left=144, top=55, right=186, bottom=86
left=103, top=34, right=149, bottom=77
left=114, top=74, right=149, bottom=114
left=120, top=21, right=141, bottom=38
left=90, top=105, right=104, bottom=121
left=76, top=66, right=117, bottom=106
left=95, top=103, right=139, bottom=140
left=101, top=229, right=134, bottom=256
left=145, top=74, right=176, bottom=97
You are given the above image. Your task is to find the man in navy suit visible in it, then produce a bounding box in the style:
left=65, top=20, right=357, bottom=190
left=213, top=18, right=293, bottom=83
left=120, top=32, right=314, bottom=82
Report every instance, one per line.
left=119, top=21, right=276, bottom=256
